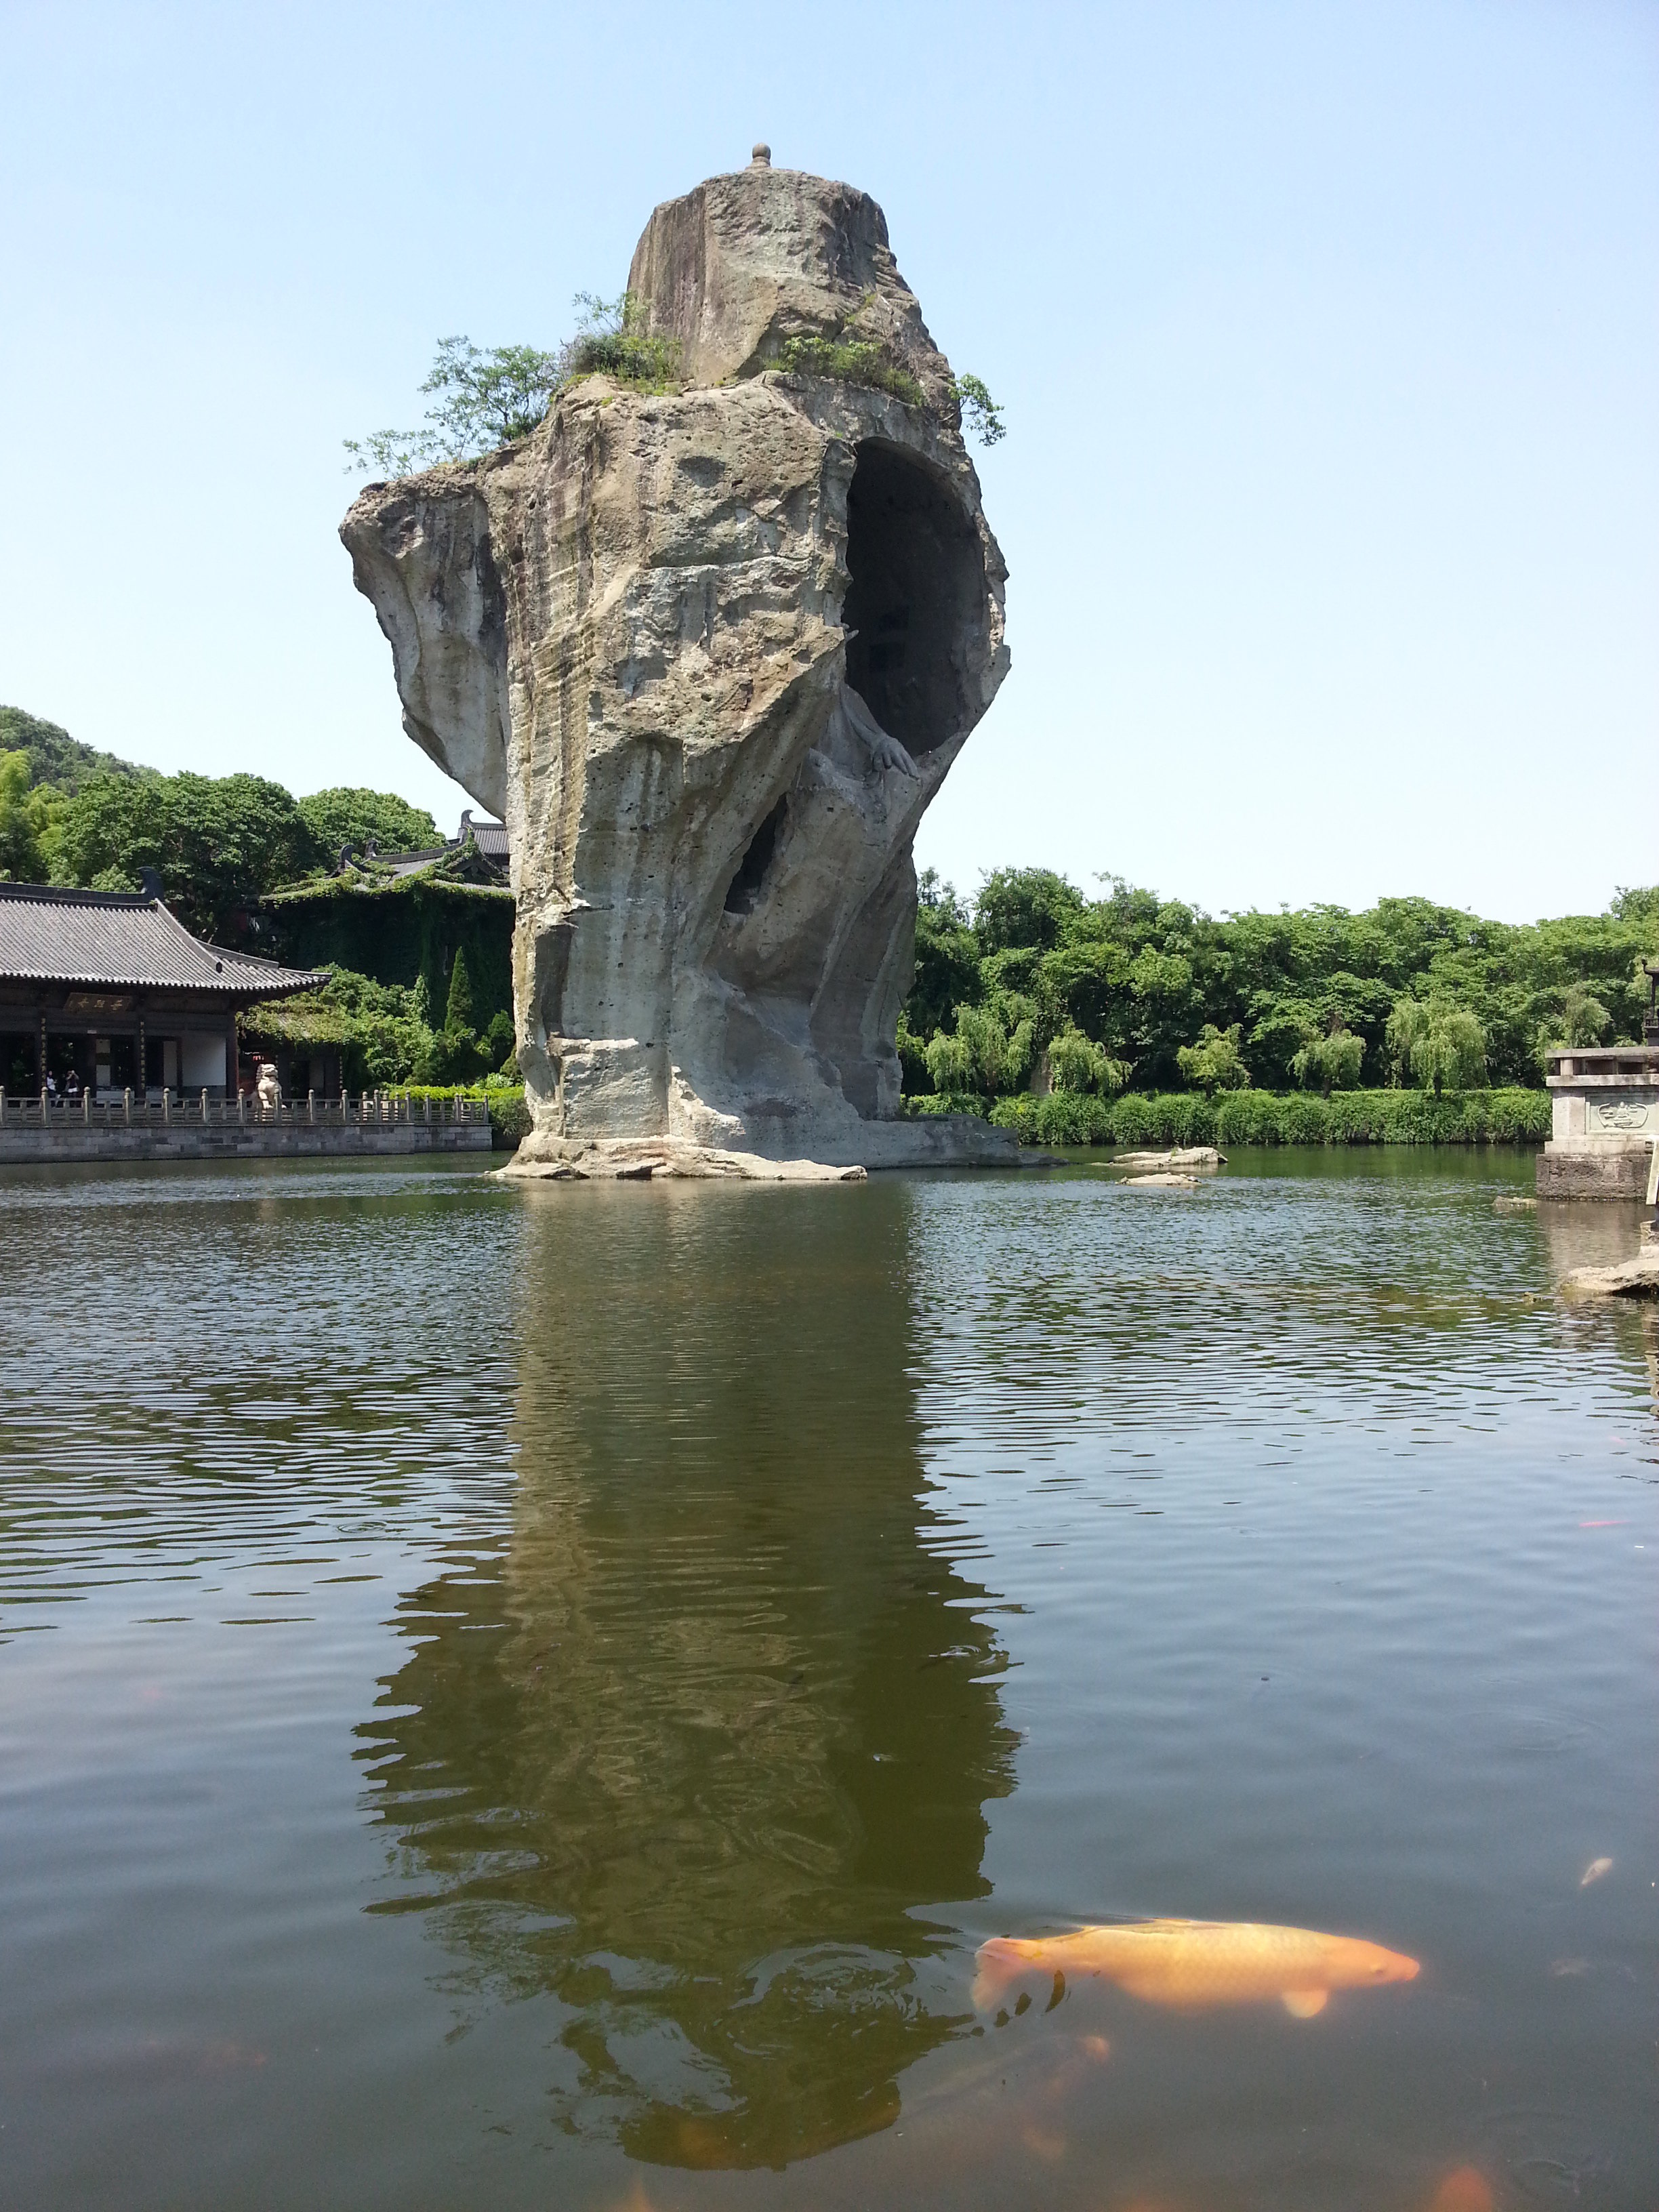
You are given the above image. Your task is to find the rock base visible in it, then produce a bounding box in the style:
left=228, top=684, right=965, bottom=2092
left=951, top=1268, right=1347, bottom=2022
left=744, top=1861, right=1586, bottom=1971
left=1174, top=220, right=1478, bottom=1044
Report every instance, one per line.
left=502, top=1141, right=865, bottom=1183
left=1536, top=1145, right=1650, bottom=1199
left=1559, top=1251, right=1659, bottom=1300
left=500, top=1114, right=1022, bottom=1183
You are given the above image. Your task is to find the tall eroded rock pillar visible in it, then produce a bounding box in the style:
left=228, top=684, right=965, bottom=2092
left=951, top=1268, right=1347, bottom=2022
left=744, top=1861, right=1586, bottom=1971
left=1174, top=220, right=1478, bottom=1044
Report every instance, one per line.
left=342, top=152, right=1011, bottom=1176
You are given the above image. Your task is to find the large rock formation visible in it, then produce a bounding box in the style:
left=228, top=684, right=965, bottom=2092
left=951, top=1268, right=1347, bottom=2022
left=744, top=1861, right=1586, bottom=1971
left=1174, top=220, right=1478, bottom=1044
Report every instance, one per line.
left=342, top=150, right=1015, bottom=1176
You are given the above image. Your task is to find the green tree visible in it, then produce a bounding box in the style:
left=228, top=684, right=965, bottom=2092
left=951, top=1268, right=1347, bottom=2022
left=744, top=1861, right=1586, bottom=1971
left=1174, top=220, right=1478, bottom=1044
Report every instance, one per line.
left=1290, top=1021, right=1364, bottom=1097
left=444, top=947, right=476, bottom=1035
left=44, top=771, right=322, bottom=937
left=298, top=787, right=440, bottom=859
left=0, top=706, right=138, bottom=793
left=1048, top=1024, right=1130, bottom=1097
left=1555, top=983, right=1612, bottom=1048
left=1385, top=997, right=1432, bottom=1086
left=906, top=868, right=1653, bottom=1097
left=484, top=1010, right=516, bottom=1073
left=245, top=968, right=437, bottom=1090
left=345, top=300, right=682, bottom=480
left=908, top=872, right=983, bottom=1040
left=1033, top=937, right=1130, bottom=1044
left=975, top=867, right=1087, bottom=954
left=1176, top=1023, right=1252, bottom=1094
left=922, top=1025, right=972, bottom=1095
left=925, top=1002, right=1034, bottom=1098
left=345, top=337, right=565, bottom=477
left=0, top=750, right=59, bottom=880
left=949, top=373, right=1005, bottom=448
left=1388, top=997, right=1486, bottom=1094
left=1415, top=1008, right=1486, bottom=1094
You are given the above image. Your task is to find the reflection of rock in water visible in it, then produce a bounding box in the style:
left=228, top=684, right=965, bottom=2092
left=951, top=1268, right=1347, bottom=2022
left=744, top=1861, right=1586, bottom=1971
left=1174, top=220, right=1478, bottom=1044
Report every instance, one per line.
left=1536, top=1197, right=1649, bottom=1282
left=360, top=1186, right=1016, bottom=2169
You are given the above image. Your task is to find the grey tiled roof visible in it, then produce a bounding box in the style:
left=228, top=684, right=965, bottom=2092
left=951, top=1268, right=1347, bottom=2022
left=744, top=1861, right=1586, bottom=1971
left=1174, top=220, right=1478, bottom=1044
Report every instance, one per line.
left=0, top=885, right=326, bottom=997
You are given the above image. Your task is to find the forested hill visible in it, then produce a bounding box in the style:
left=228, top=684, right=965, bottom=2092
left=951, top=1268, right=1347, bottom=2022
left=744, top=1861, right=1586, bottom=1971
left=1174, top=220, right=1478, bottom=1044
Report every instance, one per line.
left=0, top=705, right=141, bottom=792
left=904, top=868, right=1659, bottom=1099
left=0, top=705, right=442, bottom=939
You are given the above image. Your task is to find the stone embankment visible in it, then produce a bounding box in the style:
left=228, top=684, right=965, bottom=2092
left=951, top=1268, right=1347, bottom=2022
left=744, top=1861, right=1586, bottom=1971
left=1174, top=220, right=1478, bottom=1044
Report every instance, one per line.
left=0, top=1094, right=491, bottom=1164
left=0, top=1125, right=490, bottom=1164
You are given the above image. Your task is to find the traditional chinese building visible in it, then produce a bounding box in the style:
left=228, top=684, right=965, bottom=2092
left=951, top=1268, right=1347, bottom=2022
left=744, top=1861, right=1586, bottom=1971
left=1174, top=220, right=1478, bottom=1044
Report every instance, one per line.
left=0, top=880, right=327, bottom=1101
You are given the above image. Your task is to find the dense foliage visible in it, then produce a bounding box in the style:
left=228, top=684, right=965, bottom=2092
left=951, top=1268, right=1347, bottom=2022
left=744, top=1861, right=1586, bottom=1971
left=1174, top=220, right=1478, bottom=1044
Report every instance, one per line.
left=243, top=965, right=516, bottom=1091
left=0, top=705, right=139, bottom=792
left=21, top=767, right=319, bottom=935
left=295, top=787, right=439, bottom=859
left=394, top=1082, right=531, bottom=1150
left=1, top=723, right=462, bottom=950
left=903, top=867, right=1659, bottom=1103
left=260, top=874, right=513, bottom=1029
left=0, top=752, right=56, bottom=881
left=968, top=1087, right=1554, bottom=1149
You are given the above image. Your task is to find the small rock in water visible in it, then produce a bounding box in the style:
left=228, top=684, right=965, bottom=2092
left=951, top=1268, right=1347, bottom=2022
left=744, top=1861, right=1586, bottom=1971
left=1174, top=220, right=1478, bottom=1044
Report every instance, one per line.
left=1492, top=1194, right=1538, bottom=1213
left=1111, top=1147, right=1226, bottom=1170
left=1559, top=1254, right=1659, bottom=1300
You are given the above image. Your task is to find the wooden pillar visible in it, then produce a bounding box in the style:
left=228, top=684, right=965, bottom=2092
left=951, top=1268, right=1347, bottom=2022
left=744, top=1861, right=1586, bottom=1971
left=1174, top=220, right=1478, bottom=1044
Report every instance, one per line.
left=36, top=1012, right=46, bottom=1092
left=225, top=1017, right=239, bottom=1099
left=136, top=1012, right=147, bottom=1101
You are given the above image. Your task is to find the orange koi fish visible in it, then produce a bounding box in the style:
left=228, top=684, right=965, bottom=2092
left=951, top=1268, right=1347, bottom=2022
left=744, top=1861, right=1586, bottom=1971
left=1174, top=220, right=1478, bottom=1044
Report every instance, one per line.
left=974, top=1917, right=1419, bottom=2017
left=1425, top=2169, right=1494, bottom=2212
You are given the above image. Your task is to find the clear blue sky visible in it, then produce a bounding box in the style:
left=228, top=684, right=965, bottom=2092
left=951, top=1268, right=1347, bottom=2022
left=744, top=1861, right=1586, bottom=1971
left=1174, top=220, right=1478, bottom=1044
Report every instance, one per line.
left=2, top=1, right=1654, bottom=921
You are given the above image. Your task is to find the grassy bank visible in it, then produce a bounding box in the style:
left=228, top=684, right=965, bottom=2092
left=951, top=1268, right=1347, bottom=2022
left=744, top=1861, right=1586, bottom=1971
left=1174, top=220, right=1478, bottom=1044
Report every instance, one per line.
left=909, top=1086, right=1551, bottom=1148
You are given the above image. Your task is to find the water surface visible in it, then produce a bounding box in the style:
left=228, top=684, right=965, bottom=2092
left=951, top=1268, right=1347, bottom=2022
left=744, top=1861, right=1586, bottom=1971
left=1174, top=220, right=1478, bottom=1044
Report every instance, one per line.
left=0, top=1152, right=1653, bottom=2209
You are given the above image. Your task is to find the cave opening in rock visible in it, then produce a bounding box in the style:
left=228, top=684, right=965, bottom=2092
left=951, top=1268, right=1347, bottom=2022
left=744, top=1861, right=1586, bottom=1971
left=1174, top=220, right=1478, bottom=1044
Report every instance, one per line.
left=842, top=441, right=986, bottom=758
left=724, top=794, right=788, bottom=914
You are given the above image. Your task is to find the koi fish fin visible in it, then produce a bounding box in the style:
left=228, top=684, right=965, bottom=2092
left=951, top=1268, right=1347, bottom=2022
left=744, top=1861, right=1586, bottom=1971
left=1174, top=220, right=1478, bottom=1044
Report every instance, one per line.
left=1282, top=1989, right=1328, bottom=2018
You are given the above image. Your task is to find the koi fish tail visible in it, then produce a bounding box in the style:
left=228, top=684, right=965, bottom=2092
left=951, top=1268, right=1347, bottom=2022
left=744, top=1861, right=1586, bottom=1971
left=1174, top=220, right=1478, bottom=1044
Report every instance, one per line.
left=972, top=1938, right=1033, bottom=2011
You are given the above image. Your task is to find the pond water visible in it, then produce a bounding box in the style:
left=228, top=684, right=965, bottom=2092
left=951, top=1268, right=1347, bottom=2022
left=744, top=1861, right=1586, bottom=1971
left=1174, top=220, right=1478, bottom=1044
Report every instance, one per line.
left=0, top=1152, right=1654, bottom=2211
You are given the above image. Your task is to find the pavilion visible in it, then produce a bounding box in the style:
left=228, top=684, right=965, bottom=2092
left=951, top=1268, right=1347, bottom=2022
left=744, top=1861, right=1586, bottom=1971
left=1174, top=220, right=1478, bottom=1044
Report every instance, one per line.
left=0, top=880, right=327, bottom=1101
